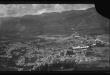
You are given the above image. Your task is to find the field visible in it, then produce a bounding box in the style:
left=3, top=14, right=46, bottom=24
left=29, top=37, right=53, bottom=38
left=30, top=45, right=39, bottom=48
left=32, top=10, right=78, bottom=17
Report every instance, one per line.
left=0, top=33, right=109, bottom=71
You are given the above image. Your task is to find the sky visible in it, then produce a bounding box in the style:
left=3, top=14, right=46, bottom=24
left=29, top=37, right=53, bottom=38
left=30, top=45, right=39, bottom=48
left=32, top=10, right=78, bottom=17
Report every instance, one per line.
left=0, top=4, right=95, bottom=17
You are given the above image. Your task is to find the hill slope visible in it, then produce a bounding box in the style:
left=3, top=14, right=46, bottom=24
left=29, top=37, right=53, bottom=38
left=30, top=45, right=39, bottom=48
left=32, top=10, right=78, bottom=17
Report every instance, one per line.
left=0, top=8, right=109, bottom=40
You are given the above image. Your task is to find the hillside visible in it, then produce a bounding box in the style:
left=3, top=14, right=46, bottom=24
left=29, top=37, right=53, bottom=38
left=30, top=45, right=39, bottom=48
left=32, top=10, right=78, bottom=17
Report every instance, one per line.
left=0, top=7, right=109, bottom=71
left=0, top=8, right=109, bottom=40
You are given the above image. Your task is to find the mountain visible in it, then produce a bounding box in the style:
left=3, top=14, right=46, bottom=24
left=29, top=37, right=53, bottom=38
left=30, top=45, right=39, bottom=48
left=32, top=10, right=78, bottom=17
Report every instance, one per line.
left=0, top=8, right=109, bottom=40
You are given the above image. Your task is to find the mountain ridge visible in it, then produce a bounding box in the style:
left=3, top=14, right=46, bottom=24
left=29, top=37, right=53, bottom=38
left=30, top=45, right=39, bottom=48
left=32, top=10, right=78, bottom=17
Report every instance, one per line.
left=0, top=7, right=109, bottom=40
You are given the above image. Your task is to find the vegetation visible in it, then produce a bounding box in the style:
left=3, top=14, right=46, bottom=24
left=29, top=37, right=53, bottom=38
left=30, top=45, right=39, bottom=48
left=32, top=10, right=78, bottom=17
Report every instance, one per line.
left=0, top=32, right=109, bottom=71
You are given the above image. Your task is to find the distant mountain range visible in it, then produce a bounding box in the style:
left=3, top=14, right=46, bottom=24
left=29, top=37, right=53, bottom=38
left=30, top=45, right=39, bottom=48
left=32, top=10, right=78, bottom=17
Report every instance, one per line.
left=0, top=8, right=109, bottom=40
